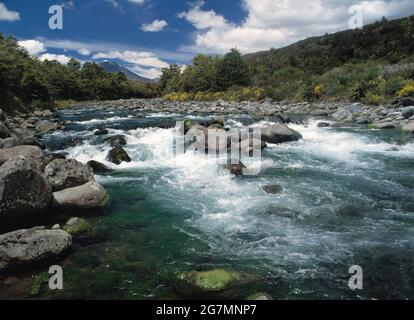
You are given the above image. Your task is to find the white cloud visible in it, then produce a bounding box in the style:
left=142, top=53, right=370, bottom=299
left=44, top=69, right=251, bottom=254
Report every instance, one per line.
left=129, top=65, right=162, bottom=79
left=92, top=50, right=168, bottom=68
left=60, top=1, right=75, bottom=10
left=128, top=0, right=145, bottom=5
left=78, top=48, right=91, bottom=56
left=0, top=2, right=20, bottom=22
left=141, top=19, right=168, bottom=32
left=179, top=0, right=414, bottom=54
left=39, top=53, right=71, bottom=64
left=104, top=0, right=124, bottom=13
left=18, top=40, right=46, bottom=55
left=92, top=50, right=169, bottom=79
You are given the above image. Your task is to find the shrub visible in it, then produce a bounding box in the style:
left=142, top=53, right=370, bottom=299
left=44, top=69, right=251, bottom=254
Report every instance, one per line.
left=397, top=81, right=414, bottom=96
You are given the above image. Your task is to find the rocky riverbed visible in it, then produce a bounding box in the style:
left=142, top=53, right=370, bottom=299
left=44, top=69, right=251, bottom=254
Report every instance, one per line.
left=0, top=98, right=413, bottom=299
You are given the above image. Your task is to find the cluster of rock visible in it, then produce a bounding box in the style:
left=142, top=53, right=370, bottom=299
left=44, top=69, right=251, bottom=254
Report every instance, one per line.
left=74, top=97, right=414, bottom=134
left=0, top=109, right=108, bottom=272
left=182, top=115, right=302, bottom=176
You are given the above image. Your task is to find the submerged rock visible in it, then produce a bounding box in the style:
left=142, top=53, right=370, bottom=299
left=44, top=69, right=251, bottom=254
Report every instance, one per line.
left=371, top=122, right=398, bottom=129
left=106, top=146, right=131, bottom=165
left=52, top=181, right=108, bottom=209
left=44, top=159, right=95, bottom=192
left=0, top=157, right=52, bottom=216
left=262, top=184, right=283, bottom=195
left=103, top=135, right=127, bottom=147
left=261, top=123, right=301, bottom=144
left=317, top=122, right=330, bottom=128
left=226, top=161, right=247, bottom=176
left=179, top=269, right=242, bottom=291
left=0, top=227, right=72, bottom=271
left=94, top=128, right=109, bottom=136
left=87, top=160, right=113, bottom=174
left=63, top=217, right=90, bottom=235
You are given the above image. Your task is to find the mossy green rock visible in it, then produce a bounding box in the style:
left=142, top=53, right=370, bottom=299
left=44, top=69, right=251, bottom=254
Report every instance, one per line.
left=180, top=269, right=242, bottom=291
left=63, top=218, right=90, bottom=235
left=246, top=292, right=273, bottom=300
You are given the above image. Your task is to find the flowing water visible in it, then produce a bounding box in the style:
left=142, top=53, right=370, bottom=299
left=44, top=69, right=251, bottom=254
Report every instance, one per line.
left=40, top=106, right=414, bottom=300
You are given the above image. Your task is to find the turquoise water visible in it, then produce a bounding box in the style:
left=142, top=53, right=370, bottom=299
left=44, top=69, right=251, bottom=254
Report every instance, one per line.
left=41, top=107, right=414, bottom=300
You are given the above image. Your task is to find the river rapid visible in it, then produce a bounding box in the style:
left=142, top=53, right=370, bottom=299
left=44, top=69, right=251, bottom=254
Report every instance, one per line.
left=39, top=106, right=414, bottom=300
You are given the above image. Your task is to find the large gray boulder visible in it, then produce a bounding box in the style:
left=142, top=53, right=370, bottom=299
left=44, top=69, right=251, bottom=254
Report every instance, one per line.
left=0, top=158, right=52, bottom=216
left=36, top=120, right=58, bottom=134
left=9, top=128, right=39, bottom=146
left=261, top=124, right=302, bottom=144
left=332, top=109, right=353, bottom=122
left=0, top=145, right=46, bottom=169
left=402, top=121, right=414, bottom=133
left=52, top=181, right=108, bottom=209
left=0, top=227, right=72, bottom=271
left=44, top=159, right=95, bottom=192
left=0, top=137, right=22, bottom=149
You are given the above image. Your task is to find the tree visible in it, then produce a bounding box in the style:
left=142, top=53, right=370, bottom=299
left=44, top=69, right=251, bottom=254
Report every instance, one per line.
left=216, top=49, right=251, bottom=90
left=159, top=64, right=182, bottom=93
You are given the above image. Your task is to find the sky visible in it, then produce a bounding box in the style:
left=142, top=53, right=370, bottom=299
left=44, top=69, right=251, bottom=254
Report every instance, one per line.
left=1, top=0, right=414, bottom=79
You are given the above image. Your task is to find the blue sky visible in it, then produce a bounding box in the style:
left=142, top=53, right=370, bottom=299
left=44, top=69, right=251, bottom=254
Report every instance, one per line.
left=1, top=0, right=414, bottom=79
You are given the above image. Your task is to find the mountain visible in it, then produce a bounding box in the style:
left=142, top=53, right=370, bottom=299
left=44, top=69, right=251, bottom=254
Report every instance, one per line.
left=245, top=15, right=414, bottom=84
left=98, top=60, right=157, bottom=83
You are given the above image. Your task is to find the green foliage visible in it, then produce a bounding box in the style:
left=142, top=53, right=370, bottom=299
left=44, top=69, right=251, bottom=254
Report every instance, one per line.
left=397, top=80, right=414, bottom=96
left=30, top=272, right=49, bottom=296
left=0, top=33, right=157, bottom=112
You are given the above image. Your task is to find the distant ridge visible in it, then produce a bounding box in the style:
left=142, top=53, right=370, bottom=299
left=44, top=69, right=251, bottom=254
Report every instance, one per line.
left=99, top=60, right=158, bottom=83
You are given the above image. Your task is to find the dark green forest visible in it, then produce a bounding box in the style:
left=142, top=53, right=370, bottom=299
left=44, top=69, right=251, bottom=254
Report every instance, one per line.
left=0, top=33, right=157, bottom=113
left=162, top=15, right=414, bottom=104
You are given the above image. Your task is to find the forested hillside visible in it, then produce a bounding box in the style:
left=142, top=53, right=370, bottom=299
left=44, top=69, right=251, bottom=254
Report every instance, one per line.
left=0, top=34, right=157, bottom=113
left=162, top=15, right=414, bottom=104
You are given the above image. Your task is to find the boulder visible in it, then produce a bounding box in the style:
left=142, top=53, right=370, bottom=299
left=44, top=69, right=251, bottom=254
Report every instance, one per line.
left=179, top=269, right=242, bottom=292
left=262, top=184, right=283, bottom=195
left=44, top=159, right=95, bottom=192
left=36, top=120, right=58, bottom=134
left=332, top=109, right=353, bottom=122
left=0, top=145, right=46, bottom=170
left=0, top=227, right=72, bottom=271
left=63, top=217, right=90, bottom=235
left=401, top=107, right=414, bottom=119
left=233, top=138, right=266, bottom=156
left=261, top=124, right=302, bottom=144
left=0, top=122, right=9, bottom=139
left=0, top=137, right=21, bottom=149
left=371, top=122, right=398, bottom=129
left=226, top=161, right=247, bottom=176
left=317, top=122, right=330, bottom=128
left=103, top=135, right=127, bottom=147
left=246, top=293, right=273, bottom=300
left=355, top=116, right=369, bottom=124
left=9, top=128, right=39, bottom=146
left=402, top=121, right=414, bottom=133
left=52, top=181, right=108, bottom=209
left=94, top=128, right=109, bottom=136
left=87, top=160, right=113, bottom=174
left=106, top=146, right=131, bottom=165
left=0, top=157, right=52, bottom=216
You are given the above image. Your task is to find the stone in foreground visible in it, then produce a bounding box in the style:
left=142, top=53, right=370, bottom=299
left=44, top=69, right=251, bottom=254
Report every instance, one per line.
left=106, top=146, right=131, bottom=165
left=0, top=157, right=52, bottom=216
left=402, top=121, right=414, bottom=133
left=179, top=269, right=242, bottom=291
left=52, top=181, right=108, bottom=209
left=44, top=158, right=95, bottom=192
left=0, top=227, right=72, bottom=271
left=262, top=184, right=283, bottom=195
